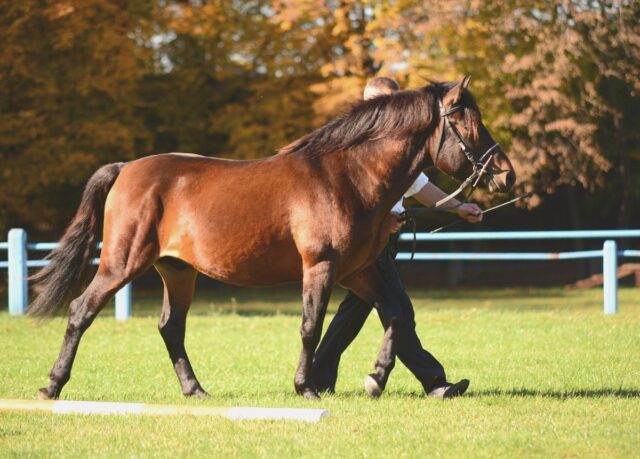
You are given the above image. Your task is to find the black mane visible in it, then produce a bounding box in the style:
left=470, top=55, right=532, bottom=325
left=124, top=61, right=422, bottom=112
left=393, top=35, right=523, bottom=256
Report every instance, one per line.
left=278, top=82, right=481, bottom=157
left=278, top=85, right=435, bottom=156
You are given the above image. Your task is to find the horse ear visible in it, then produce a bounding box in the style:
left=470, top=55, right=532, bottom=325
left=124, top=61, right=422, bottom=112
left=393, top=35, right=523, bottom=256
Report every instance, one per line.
left=445, top=79, right=465, bottom=105
left=445, top=75, right=471, bottom=105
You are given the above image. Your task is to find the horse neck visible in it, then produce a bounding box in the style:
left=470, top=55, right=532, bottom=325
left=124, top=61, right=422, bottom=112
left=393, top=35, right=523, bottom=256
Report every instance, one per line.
left=343, top=131, right=434, bottom=213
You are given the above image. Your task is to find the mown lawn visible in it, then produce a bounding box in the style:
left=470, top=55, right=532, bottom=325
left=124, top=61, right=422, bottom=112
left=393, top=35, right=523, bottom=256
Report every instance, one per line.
left=1, top=287, right=638, bottom=458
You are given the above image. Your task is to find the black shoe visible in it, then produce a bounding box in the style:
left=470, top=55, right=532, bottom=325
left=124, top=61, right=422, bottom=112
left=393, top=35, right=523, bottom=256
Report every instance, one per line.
left=427, top=379, right=470, bottom=400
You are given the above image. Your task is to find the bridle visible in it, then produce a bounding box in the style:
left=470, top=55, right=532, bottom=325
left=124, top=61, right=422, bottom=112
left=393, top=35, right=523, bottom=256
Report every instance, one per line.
left=400, top=95, right=526, bottom=257
left=399, top=97, right=501, bottom=259
left=431, top=98, right=500, bottom=208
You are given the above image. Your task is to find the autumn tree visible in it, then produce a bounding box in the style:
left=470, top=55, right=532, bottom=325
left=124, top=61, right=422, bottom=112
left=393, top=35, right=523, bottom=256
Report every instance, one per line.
left=0, top=0, right=153, bottom=236
left=495, top=0, right=640, bottom=226
left=1, top=0, right=638, bottom=241
left=142, top=0, right=321, bottom=159
left=398, top=0, right=639, bottom=227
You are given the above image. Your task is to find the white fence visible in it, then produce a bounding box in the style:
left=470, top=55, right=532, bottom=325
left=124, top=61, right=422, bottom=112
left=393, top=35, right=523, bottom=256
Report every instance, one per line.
left=2, top=228, right=640, bottom=318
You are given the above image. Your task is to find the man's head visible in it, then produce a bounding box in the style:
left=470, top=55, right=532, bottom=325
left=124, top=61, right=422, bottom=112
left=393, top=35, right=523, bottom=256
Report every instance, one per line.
left=363, top=77, right=400, bottom=100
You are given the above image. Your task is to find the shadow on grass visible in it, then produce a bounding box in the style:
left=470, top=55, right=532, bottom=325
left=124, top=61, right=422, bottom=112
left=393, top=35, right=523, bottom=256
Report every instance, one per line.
left=469, top=387, right=640, bottom=399
left=315, top=387, right=640, bottom=400
left=409, top=287, right=570, bottom=301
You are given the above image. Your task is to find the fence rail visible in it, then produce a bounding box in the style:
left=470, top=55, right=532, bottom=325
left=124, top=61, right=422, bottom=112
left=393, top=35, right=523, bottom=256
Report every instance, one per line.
left=2, top=229, right=131, bottom=320
left=2, top=228, right=639, bottom=318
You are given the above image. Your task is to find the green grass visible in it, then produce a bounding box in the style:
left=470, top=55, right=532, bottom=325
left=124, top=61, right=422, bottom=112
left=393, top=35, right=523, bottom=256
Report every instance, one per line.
left=1, top=287, right=639, bottom=458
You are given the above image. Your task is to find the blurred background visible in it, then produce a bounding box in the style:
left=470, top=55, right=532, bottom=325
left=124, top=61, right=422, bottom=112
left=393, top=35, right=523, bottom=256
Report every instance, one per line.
left=1, top=0, right=638, bottom=289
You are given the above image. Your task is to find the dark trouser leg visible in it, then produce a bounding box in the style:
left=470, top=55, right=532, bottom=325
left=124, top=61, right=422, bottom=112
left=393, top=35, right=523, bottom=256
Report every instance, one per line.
left=375, top=234, right=447, bottom=392
left=314, top=235, right=447, bottom=393
left=311, top=292, right=372, bottom=392
left=375, top=287, right=447, bottom=393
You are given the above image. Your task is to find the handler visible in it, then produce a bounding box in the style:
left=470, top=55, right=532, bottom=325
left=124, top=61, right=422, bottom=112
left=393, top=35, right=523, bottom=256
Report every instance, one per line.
left=311, top=77, right=482, bottom=399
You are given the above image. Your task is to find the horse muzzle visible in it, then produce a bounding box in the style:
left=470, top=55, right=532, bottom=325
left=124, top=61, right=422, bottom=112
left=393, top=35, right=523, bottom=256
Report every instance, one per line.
left=488, top=170, right=516, bottom=193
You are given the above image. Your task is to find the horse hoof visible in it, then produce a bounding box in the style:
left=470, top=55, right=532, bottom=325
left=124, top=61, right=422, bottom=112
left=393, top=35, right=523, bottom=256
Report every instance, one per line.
left=193, top=388, right=210, bottom=399
left=364, top=375, right=383, bottom=398
left=184, top=387, right=209, bottom=398
left=36, top=388, right=55, bottom=400
left=301, top=389, right=321, bottom=401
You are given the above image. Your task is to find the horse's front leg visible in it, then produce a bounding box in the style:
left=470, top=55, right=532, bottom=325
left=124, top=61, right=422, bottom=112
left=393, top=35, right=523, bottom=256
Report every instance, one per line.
left=295, top=260, right=335, bottom=400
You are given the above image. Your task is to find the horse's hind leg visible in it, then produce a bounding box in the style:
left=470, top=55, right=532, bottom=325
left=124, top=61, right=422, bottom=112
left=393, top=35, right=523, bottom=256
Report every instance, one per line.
left=154, top=258, right=207, bottom=397
left=37, top=270, right=129, bottom=400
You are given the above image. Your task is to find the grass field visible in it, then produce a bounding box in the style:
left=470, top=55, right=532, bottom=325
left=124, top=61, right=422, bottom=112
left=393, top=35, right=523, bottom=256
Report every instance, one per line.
left=1, top=287, right=639, bottom=458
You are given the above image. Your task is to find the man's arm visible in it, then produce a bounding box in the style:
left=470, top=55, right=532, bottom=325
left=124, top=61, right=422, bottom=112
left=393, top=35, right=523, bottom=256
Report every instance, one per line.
left=412, top=182, right=483, bottom=223
left=389, top=182, right=482, bottom=233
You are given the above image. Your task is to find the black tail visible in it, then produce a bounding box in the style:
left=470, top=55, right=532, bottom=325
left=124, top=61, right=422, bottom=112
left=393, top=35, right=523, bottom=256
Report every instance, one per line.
left=28, top=163, right=124, bottom=318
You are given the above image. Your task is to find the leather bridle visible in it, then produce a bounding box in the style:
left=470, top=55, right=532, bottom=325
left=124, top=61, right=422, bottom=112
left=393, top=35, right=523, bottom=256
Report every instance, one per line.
left=432, top=98, right=500, bottom=208
left=400, top=96, right=504, bottom=259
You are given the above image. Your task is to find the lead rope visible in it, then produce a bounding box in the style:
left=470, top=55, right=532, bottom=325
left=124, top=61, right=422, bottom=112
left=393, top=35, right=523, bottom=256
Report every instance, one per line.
left=430, top=192, right=533, bottom=233
left=402, top=192, right=533, bottom=259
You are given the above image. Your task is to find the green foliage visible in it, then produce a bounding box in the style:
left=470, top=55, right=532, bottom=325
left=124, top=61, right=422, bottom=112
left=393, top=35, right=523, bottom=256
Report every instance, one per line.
left=1, top=288, right=639, bottom=457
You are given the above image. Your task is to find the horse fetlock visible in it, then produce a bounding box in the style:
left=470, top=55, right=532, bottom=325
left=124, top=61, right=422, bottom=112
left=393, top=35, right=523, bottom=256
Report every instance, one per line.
left=49, top=367, right=71, bottom=387
left=296, top=386, right=321, bottom=400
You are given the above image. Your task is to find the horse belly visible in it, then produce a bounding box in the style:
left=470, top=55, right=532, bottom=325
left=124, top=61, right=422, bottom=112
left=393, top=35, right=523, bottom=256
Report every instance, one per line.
left=195, top=238, right=303, bottom=287
left=160, top=215, right=303, bottom=287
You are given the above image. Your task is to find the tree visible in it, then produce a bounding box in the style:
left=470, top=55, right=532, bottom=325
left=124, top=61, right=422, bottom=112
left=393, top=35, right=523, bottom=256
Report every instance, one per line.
left=400, top=1, right=639, bottom=226
left=0, top=0, right=153, bottom=237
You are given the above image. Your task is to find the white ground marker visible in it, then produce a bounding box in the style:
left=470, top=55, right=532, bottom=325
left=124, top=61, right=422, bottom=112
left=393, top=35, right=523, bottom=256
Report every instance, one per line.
left=0, top=399, right=329, bottom=422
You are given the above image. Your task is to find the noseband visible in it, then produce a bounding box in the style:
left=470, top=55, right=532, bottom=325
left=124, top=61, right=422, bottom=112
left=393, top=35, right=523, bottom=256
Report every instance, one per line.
left=432, top=99, right=500, bottom=208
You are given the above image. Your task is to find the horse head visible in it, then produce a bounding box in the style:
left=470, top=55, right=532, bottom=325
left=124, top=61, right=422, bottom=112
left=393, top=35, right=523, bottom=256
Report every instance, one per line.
left=429, top=76, right=515, bottom=193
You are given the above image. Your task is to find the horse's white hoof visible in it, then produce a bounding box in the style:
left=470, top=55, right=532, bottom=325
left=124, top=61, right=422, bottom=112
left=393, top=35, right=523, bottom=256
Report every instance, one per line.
left=364, top=375, right=383, bottom=398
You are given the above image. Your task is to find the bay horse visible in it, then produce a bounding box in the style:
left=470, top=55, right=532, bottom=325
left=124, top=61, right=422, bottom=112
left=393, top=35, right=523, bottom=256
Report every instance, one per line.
left=29, top=77, right=515, bottom=400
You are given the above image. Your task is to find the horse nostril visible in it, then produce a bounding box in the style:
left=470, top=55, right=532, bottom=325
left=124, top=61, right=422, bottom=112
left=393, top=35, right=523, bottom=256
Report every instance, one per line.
left=505, top=171, right=516, bottom=189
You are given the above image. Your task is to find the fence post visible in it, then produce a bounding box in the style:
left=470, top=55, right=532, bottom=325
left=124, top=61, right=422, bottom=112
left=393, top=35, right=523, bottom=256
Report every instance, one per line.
left=115, top=282, right=132, bottom=321
left=603, top=240, right=618, bottom=315
left=8, top=228, right=28, bottom=315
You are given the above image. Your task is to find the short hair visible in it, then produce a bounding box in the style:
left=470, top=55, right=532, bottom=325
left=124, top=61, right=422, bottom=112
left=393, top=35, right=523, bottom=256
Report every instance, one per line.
left=363, top=77, right=400, bottom=100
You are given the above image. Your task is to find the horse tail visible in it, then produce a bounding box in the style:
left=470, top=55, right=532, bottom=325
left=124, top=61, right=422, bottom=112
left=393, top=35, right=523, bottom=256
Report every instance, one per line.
left=28, top=162, right=124, bottom=318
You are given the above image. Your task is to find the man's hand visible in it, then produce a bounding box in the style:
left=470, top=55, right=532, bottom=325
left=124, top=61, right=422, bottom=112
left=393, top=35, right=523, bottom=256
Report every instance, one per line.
left=389, top=212, right=404, bottom=233
left=456, top=203, right=483, bottom=223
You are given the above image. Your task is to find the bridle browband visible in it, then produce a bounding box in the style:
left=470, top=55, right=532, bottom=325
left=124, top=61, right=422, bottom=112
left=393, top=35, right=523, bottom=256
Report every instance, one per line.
left=431, top=98, right=500, bottom=208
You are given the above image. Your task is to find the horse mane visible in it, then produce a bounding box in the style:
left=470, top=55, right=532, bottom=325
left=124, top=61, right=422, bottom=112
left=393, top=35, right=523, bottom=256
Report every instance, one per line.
left=277, top=81, right=481, bottom=157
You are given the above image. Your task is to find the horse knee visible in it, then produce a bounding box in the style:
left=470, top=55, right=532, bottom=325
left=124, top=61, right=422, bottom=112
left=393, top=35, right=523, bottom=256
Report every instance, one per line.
left=300, top=323, right=321, bottom=349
